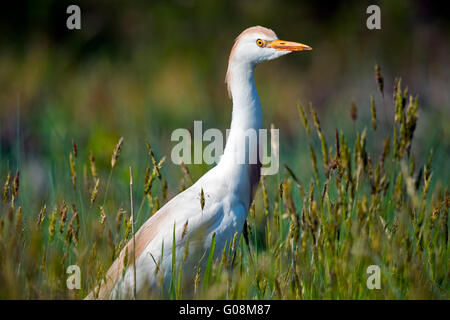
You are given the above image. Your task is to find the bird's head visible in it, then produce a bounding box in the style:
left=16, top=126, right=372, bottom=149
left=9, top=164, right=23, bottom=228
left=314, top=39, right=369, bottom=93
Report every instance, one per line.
left=229, top=26, right=311, bottom=65
left=226, top=26, right=311, bottom=94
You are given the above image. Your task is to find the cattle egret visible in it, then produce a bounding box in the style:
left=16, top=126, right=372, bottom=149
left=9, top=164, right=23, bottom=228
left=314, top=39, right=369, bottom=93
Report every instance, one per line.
left=86, top=26, right=311, bottom=299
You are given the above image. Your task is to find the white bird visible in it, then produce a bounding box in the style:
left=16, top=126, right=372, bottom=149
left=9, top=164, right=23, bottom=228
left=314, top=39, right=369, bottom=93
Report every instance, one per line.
left=86, top=26, right=311, bottom=299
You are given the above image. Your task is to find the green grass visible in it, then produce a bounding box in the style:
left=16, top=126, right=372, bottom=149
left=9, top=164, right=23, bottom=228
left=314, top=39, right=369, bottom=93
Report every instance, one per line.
left=0, top=73, right=448, bottom=300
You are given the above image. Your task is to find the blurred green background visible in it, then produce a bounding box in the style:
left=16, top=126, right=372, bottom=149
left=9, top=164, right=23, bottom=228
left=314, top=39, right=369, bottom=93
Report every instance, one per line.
left=0, top=0, right=449, bottom=214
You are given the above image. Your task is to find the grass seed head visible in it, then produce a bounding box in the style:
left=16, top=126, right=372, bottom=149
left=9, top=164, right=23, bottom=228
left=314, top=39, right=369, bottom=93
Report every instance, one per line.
left=2, top=172, right=10, bottom=204
left=375, top=64, right=384, bottom=97
left=59, top=201, right=68, bottom=234
left=146, top=141, right=162, bottom=179
left=125, top=216, right=133, bottom=239
left=370, top=94, right=377, bottom=131
left=99, top=206, right=107, bottom=231
left=48, top=207, right=57, bottom=242
left=232, top=231, right=238, bottom=250
left=194, top=266, right=201, bottom=295
left=12, top=170, right=19, bottom=201
left=91, top=178, right=100, bottom=205
left=116, top=208, right=125, bottom=232
left=72, top=140, right=78, bottom=158
left=69, top=152, right=76, bottom=190
left=297, top=102, right=310, bottom=136
left=122, top=246, right=129, bottom=277
left=111, top=137, right=124, bottom=169
left=181, top=220, right=188, bottom=239
left=181, top=161, right=193, bottom=185
left=36, top=204, right=46, bottom=229
left=200, top=188, right=205, bottom=210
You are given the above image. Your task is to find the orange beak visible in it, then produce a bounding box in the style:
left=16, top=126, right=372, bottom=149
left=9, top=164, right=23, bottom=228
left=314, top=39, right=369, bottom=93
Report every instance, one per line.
left=267, top=40, right=312, bottom=51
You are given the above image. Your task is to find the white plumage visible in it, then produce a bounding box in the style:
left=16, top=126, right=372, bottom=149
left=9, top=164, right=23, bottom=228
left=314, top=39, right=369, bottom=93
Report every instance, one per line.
left=86, top=26, right=311, bottom=299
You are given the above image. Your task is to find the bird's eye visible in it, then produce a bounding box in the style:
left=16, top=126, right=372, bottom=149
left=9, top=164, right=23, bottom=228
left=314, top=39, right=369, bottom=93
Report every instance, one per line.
left=256, top=39, right=264, bottom=47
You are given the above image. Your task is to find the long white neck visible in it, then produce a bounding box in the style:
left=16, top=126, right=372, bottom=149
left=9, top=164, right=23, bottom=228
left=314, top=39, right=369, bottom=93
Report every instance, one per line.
left=219, top=61, right=263, bottom=208
left=227, top=63, right=263, bottom=132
